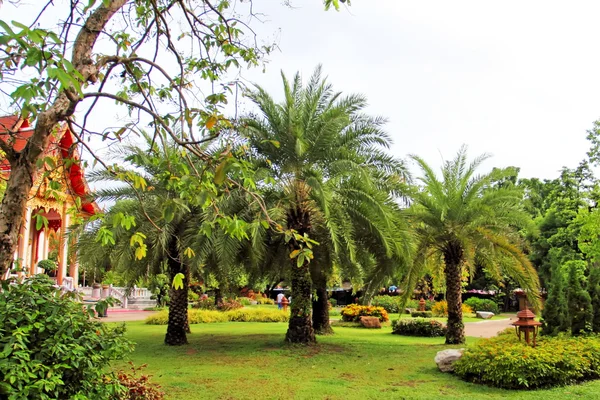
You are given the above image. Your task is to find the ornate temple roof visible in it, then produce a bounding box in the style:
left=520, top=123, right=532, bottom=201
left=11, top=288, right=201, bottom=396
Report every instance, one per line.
left=0, top=116, right=99, bottom=215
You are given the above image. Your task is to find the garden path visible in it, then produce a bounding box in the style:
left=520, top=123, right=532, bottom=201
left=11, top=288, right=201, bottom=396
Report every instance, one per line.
left=464, top=315, right=514, bottom=338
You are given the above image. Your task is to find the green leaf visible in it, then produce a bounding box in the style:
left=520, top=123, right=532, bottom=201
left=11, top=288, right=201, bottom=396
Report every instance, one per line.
left=172, top=273, right=185, bottom=290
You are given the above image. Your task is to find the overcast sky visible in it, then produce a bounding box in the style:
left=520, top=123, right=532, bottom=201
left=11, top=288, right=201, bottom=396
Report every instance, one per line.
left=235, top=0, right=600, bottom=179
left=3, top=1, right=600, bottom=180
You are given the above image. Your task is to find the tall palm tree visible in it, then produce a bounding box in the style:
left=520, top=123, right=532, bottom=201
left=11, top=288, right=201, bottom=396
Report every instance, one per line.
left=242, top=66, right=411, bottom=343
left=403, top=147, right=541, bottom=344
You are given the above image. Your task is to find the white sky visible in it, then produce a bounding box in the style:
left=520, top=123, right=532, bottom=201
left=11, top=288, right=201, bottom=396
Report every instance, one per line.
left=3, top=1, right=600, bottom=180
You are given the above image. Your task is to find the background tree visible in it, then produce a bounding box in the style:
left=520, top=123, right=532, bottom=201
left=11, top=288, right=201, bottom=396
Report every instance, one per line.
left=0, top=0, right=346, bottom=276
left=541, top=264, right=568, bottom=335
left=242, top=66, right=410, bottom=342
left=402, top=147, right=541, bottom=344
left=565, top=260, right=593, bottom=335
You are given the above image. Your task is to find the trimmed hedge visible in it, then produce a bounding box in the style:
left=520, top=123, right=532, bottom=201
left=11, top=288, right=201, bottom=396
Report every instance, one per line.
left=371, top=296, right=435, bottom=313
left=463, top=297, right=499, bottom=314
left=392, top=318, right=447, bottom=337
left=145, top=308, right=289, bottom=325
left=341, top=304, right=389, bottom=322
left=454, top=334, right=600, bottom=389
left=410, top=311, right=433, bottom=318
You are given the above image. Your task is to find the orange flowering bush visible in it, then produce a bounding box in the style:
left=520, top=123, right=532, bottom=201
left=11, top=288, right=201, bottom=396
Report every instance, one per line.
left=431, top=300, right=473, bottom=317
left=340, top=304, right=389, bottom=322
left=454, top=334, right=600, bottom=389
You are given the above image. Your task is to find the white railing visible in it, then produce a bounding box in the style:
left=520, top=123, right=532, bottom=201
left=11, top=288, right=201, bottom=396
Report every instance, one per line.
left=109, top=286, right=128, bottom=309
left=76, top=284, right=153, bottom=308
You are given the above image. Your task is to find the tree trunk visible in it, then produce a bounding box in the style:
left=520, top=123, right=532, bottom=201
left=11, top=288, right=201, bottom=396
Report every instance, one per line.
left=165, top=237, right=189, bottom=346
left=285, top=201, right=316, bottom=344
left=214, top=287, right=223, bottom=307
left=444, top=241, right=465, bottom=345
left=312, top=270, right=332, bottom=335
left=0, top=0, right=128, bottom=276
left=312, top=284, right=333, bottom=335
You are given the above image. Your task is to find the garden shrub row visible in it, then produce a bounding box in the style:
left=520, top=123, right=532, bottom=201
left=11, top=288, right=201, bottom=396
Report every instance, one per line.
left=392, top=318, right=447, bottom=337
left=431, top=300, right=473, bottom=317
left=371, top=296, right=435, bottom=313
left=410, top=311, right=433, bottom=318
left=454, top=334, right=600, bottom=389
left=340, top=304, right=389, bottom=322
left=145, top=308, right=289, bottom=325
left=463, top=297, right=499, bottom=314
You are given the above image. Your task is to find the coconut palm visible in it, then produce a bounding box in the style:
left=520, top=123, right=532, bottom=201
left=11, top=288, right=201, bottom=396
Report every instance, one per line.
left=242, top=66, right=411, bottom=343
left=403, top=147, right=541, bottom=344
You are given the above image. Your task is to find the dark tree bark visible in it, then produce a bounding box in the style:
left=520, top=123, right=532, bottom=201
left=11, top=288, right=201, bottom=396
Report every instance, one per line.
left=165, top=237, right=189, bottom=346
left=0, top=0, right=128, bottom=276
left=214, top=287, right=223, bottom=307
left=312, top=271, right=333, bottom=335
left=285, top=202, right=316, bottom=344
left=443, top=241, right=465, bottom=344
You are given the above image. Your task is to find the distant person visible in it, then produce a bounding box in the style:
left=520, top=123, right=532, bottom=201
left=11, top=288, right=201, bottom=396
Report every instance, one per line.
left=277, top=292, right=285, bottom=309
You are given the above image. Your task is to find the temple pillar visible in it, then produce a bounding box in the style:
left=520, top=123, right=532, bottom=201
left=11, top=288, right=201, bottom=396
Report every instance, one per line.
left=35, top=230, right=45, bottom=274
left=57, top=203, right=70, bottom=285
left=69, top=256, right=79, bottom=288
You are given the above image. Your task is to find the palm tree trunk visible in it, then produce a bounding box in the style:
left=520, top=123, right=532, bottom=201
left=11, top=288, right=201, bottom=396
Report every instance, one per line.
left=214, top=287, right=223, bottom=307
left=285, top=202, right=316, bottom=344
left=165, top=237, right=188, bottom=346
left=444, top=242, right=465, bottom=344
left=312, top=272, right=333, bottom=335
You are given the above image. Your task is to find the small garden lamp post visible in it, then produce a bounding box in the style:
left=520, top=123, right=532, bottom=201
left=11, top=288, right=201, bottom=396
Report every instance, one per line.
left=418, top=298, right=426, bottom=312
left=512, top=309, right=542, bottom=347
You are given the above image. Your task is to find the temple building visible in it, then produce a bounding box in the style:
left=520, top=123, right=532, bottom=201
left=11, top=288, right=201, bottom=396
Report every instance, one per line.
left=0, top=116, right=99, bottom=286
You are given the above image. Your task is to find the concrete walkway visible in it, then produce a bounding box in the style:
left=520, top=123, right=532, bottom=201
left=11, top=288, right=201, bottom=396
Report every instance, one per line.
left=100, top=310, right=157, bottom=322
left=464, top=315, right=515, bottom=338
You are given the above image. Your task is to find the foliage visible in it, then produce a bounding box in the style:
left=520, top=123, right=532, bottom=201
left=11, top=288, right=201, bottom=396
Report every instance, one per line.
left=145, top=308, right=289, bottom=324
left=463, top=297, right=499, bottom=314
left=116, top=363, right=164, bottom=400
left=218, top=298, right=244, bottom=311
left=239, top=297, right=253, bottom=306
left=36, top=258, right=56, bottom=272
left=566, top=260, right=593, bottom=335
left=371, top=295, right=403, bottom=313
left=193, top=297, right=217, bottom=310
left=431, top=300, right=474, bottom=317
left=256, top=297, right=275, bottom=305
left=454, top=334, right=600, bottom=389
left=405, top=298, right=435, bottom=311
left=542, top=265, right=568, bottom=335
left=589, top=266, right=600, bottom=333
left=410, top=311, right=433, bottom=318
left=0, top=276, right=134, bottom=399
left=340, top=304, right=389, bottom=322
left=329, top=298, right=338, bottom=307
left=391, top=318, right=447, bottom=337
left=148, top=274, right=170, bottom=308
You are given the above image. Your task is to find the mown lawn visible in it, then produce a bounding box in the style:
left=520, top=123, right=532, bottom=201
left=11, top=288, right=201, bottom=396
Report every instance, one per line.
left=116, top=321, right=600, bottom=400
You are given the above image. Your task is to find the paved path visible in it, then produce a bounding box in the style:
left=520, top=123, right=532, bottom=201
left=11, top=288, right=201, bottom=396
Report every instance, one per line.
left=101, top=310, right=157, bottom=322
left=464, top=316, right=515, bottom=338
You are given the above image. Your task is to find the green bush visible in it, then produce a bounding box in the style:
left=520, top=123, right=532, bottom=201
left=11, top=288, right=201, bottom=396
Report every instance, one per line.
left=392, top=318, right=446, bottom=337
left=454, top=334, right=600, bottom=389
left=36, top=259, right=57, bottom=272
left=238, top=297, right=252, bottom=306
left=329, top=298, right=337, bottom=307
left=405, top=299, right=435, bottom=311
left=218, top=298, right=243, bottom=311
left=372, top=295, right=403, bottom=313
left=340, top=304, right=389, bottom=322
left=255, top=297, right=275, bottom=305
left=410, top=311, right=433, bottom=318
left=145, top=308, right=289, bottom=325
left=193, top=297, right=216, bottom=310
left=464, top=297, right=499, bottom=314
left=0, top=276, right=134, bottom=399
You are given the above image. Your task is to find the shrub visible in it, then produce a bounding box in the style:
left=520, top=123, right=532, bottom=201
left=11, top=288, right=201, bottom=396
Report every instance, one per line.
left=392, top=318, right=447, bottom=337
left=340, top=304, right=389, bottom=322
left=431, top=300, right=473, bottom=317
left=36, top=259, right=57, bottom=272
left=238, top=297, right=252, bottom=306
left=372, top=295, right=402, bottom=313
left=145, top=308, right=289, bottom=324
left=329, top=298, right=337, bottom=307
left=218, top=298, right=243, bottom=311
left=464, top=297, right=499, bottom=314
left=255, top=297, right=275, bottom=305
left=406, top=298, right=435, bottom=311
left=454, top=334, right=600, bottom=389
left=116, top=363, right=164, bottom=400
left=410, top=311, right=433, bottom=318
left=0, top=276, right=134, bottom=399
left=566, top=261, right=593, bottom=335
left=188, top=291, right=199, bottom=302
left=193, top=296, right=216, bottom=310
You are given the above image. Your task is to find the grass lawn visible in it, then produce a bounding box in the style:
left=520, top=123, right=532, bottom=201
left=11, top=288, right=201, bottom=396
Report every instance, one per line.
left=115, top=321, right=600, bottom=400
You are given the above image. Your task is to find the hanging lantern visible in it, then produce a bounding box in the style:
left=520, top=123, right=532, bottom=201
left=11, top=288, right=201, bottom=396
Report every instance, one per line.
left=512, top=309, right=542, bottom=347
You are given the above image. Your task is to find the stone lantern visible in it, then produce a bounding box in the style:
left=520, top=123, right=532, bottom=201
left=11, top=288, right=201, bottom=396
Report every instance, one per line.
left=512, top=309, right=542, bottom=347
left=281, top=296, right=289, bottom=311
left=418, top=298, right=426, bottom=312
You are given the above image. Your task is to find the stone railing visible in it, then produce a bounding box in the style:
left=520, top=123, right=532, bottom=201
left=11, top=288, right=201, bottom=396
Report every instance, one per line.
left=77, top=285, right=152, bottom=309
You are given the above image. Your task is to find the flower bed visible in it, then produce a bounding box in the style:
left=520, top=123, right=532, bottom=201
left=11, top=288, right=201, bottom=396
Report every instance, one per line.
left=146, top=308, right=289, bottom=325
left=340, top=304, right=389, bottom=322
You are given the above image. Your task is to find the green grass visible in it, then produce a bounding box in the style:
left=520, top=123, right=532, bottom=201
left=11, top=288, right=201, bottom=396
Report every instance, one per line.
left=115, top=321, right=600, bottom=400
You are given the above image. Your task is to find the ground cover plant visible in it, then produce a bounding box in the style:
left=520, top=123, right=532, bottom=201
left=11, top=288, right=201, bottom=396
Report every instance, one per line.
left=145, top=308, right=289, bottom=325
left=454, top=333, right=600, bottom=389
left=114, top=321, right=600, bottom=399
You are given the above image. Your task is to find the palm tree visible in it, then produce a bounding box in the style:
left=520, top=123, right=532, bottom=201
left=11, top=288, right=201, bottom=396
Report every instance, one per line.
left=403, top=147, right=541, bottom=344
left=242, top=66, right=410, bottom=343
